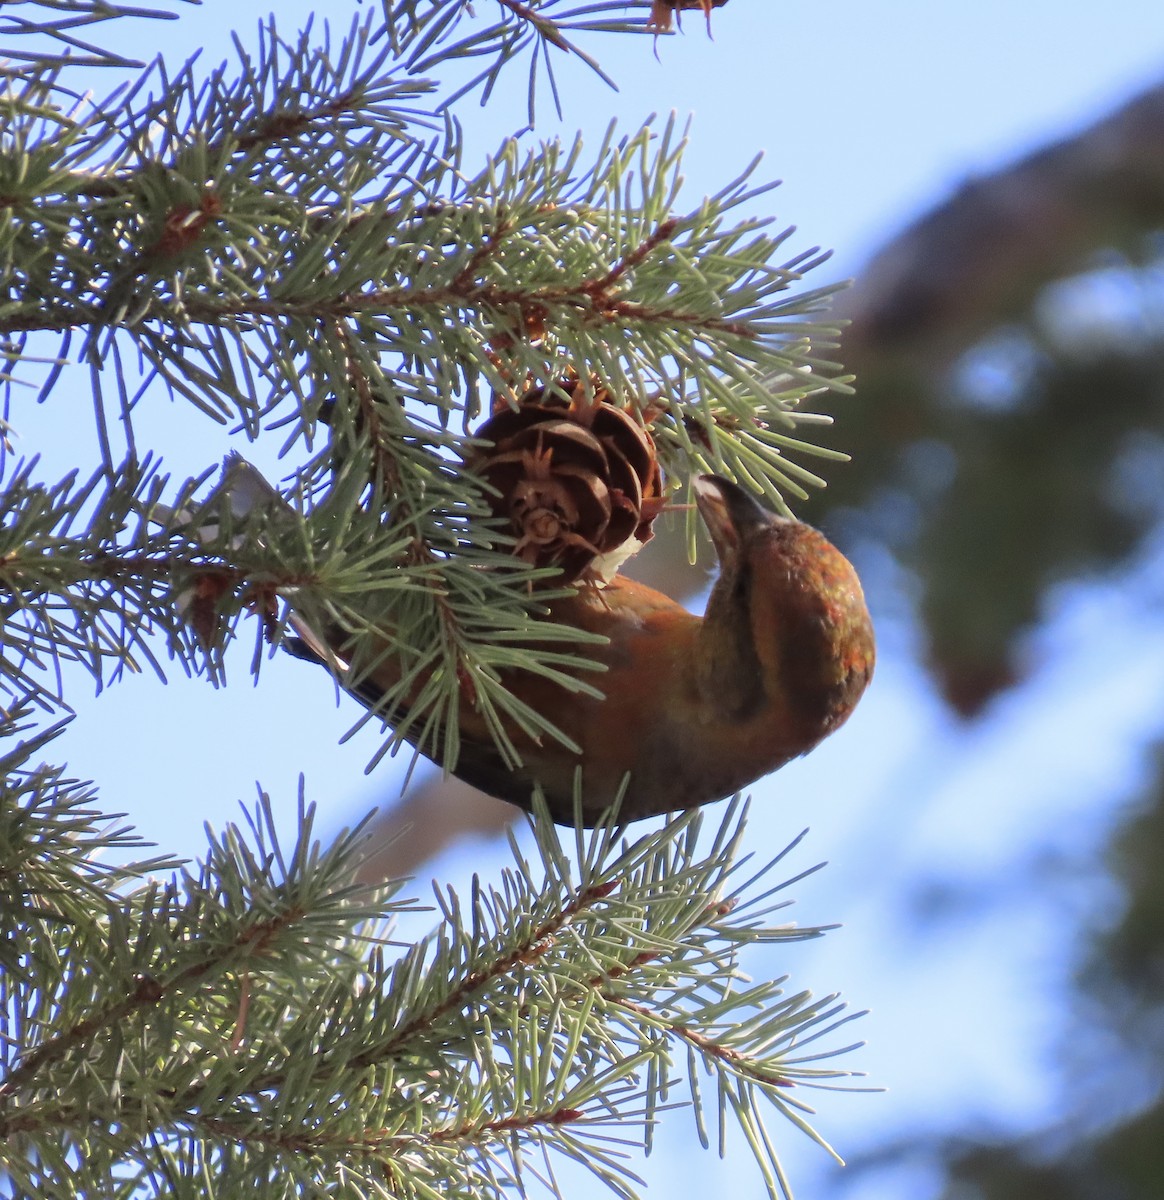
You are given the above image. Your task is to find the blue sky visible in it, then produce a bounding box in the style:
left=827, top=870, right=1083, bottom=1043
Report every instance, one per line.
left=13, top=3, right=1164, bottom=1197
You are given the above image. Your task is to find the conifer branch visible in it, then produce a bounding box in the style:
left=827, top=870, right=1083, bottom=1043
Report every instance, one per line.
left=0, top=7, right=873, bottom=1197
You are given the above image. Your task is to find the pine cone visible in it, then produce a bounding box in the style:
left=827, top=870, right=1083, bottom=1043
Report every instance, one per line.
left=648, top=0, right=728, bottom=33
left=471, top=375, right=664, bottom=585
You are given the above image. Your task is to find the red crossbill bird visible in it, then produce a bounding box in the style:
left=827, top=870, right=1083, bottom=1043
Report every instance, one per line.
left=286, top=474, right=875, bottom=826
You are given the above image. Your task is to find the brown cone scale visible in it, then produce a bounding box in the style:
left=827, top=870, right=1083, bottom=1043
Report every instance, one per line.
left=470, top=375, right=664, bottom=585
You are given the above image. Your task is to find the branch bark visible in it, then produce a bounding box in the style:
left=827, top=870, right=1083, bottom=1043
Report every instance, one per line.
left=840, top=77, right=1164, bottom=373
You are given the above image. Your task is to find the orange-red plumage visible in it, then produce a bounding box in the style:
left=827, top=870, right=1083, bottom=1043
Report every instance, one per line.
left=288, top=475, right=875, bottom=826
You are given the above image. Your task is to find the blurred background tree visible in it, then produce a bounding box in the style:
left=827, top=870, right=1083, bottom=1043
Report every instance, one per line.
left=832, top=79, right=1164, bottom=1200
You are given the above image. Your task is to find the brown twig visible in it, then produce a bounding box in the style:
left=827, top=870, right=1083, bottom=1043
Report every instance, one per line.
left=0, top=905, right=304, bottom=1121
left=495, top=0, right=573, bottom=52
left=579, top=942, right=794, bottom=1091
left=59, top=89, right=372, bottom=203
left=345, top=879, right=618, bottom=1073
left=583, top=218, right=679, bottom=298
left=0, top=276, right=760, bottom=341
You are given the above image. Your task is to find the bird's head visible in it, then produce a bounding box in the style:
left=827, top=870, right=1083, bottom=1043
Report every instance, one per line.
left=693, top=473, right=788, bottom=568
left=692, top=475, right=875, bottom=733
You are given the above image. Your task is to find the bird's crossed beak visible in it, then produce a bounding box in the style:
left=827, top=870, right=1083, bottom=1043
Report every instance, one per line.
left=693, top=475, right=779, bottom=566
